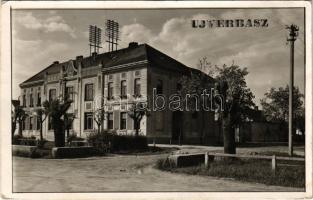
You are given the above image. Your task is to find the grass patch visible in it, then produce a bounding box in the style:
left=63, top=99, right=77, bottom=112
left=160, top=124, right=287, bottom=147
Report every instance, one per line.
left=156, top=157, right=305, bottom=188
left=256, top=151, right=304, bottom=158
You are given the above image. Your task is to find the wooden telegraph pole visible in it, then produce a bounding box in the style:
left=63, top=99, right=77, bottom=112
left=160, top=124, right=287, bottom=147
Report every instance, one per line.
left=286, top=24, right=299, bottom=157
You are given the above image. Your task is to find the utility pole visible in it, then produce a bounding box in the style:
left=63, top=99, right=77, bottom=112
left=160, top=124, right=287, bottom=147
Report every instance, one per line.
left=286, top=24, right=299, bottom=157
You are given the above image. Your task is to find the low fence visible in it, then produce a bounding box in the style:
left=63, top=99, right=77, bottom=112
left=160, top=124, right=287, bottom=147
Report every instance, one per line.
left=169, top=152, right=305, bottom=173
left=205, top=152, right=304, bottom=173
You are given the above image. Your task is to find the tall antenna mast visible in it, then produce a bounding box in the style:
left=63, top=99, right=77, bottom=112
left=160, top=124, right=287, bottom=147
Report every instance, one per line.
left=89, top=25, right=102, bottom=55
left=105, top=20, right=120, bottom=52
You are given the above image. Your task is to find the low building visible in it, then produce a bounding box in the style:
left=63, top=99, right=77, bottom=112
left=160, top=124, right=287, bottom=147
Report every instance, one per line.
left=19, top=42, right=218, bottom=144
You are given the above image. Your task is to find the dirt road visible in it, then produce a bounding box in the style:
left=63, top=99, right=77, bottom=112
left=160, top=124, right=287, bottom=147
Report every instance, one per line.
left=13, top=145, right=304, bottom=192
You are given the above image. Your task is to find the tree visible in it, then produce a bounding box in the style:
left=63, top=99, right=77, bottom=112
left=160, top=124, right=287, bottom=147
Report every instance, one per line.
left=214, top=64, right=256, bottom=154
left=93, top=108, right=105, bottom=134
left=42, top=98, right=72, bottom=147
left=11, top=100, right=27, bottom=139
left=128, top=102, right=149, bottom=136
left=180, top=58, right=255, bottom=154
left=260, top=85, right=304, bottom=122
left=260, top=85, right=305, bottom=137
left=11, top=100, right=28, bottom=138
left=34, top=108, right=49, bottom=141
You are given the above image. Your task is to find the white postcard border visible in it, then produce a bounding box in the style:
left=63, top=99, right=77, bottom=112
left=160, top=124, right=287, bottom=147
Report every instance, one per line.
left=1, top=1, right=312, bottom=199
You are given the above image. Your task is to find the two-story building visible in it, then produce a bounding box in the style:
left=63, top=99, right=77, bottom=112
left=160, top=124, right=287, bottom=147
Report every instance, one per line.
left=18, top=42, right=219, bottom=144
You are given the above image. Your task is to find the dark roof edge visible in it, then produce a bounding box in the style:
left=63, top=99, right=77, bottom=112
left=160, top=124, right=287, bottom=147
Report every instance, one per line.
left=19, top=63, right=56, bottom=88
left=144, top=44, right=214, bottom=80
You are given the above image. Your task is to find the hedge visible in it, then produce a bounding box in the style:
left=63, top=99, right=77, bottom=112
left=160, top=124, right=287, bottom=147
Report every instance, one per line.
left=87, top=130, right=148, bottom=152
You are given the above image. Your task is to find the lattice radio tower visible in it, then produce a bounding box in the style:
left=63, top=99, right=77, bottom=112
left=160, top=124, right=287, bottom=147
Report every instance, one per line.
left=105, top=20, right=120, bottom=52
left=89, top=25, right=102, bottom=55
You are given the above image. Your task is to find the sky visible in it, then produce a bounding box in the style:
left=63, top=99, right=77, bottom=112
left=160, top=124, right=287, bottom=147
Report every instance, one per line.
left=12, top=8, right=305, bottom=107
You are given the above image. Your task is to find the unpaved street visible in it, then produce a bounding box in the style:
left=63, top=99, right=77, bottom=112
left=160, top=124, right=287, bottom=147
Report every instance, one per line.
left=13, top=145, right=304, bottom=192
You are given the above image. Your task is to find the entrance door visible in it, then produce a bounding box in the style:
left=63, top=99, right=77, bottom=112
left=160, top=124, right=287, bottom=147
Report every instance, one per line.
left=172, top=111, right=183, bottom=144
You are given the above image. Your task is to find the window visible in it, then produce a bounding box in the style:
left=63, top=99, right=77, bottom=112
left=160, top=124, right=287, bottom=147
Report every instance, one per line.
left=49, top=89, right=56, bottom=101
left=121, top=72, right=126, bottom=78
left=121, top=80, right=127, bottom=98
left=120, top=112, right=127, bottom=130
left=29, top=94, right=34, bottom=107
left=37, top=116, right=41, bottom=130
left=29, top=117, right=33, bottom=130
left=108, top=82, right=113, bottom=100
left=22, top=95, right=26, bottom=107
left=107, top=113, right=113, bottom=130
left=37, top=92, right=41, bottom=106
left=85, top=84, right=94, bottom=101
left=66, top=86, right=74, bottom=101
left=84, top=112, right=93, bottom=130
left=108, top=74, right=113, bottom=80
left=134, top=78, right=141, bottom=96
left=156, top=80, right=163, bottom=94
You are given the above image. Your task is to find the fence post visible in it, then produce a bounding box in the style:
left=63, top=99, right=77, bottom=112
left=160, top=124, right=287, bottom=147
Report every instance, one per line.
left=271, top=155, right=276, bottom=174
left=205, top=152, right=209, bottom=168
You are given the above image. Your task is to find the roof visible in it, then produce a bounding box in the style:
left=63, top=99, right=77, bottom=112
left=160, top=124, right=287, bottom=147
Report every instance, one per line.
left=20, top=43, right=213, bottom=87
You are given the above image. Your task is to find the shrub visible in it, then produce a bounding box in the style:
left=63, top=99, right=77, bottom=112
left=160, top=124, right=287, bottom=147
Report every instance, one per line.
left=111, top=135, right=148, bottom=151
left=67, top=133, right=84, bottom=143
left=12, top=135, right=23, bottom=145
left=156, top=157, right=176, bottom=170
left=12, top=145, right=45, bottom=158
left=87, top=130, right=148, bottom=153
left=36, top=139, right=48, bottom=149
left=87, top=130, right=114, bottom=154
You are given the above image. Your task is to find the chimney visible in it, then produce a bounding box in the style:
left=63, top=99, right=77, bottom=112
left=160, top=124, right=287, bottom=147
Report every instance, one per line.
left=53, top=61, right=59, bottom=65
left=128, top=42, right=138, bottom=48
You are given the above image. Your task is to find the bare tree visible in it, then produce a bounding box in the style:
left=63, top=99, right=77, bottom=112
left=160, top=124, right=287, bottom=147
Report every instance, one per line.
left=128, top=102, right=149, bottom=136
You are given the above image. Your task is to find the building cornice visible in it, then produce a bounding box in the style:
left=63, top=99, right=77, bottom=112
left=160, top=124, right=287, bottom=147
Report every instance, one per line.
left=19, top=80, right=44, bottom=88
left=102, top=60, right=148, bottom=72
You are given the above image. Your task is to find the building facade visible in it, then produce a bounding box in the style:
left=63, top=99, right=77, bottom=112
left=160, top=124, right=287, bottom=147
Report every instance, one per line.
left=18, top=43, right=219, bottom=144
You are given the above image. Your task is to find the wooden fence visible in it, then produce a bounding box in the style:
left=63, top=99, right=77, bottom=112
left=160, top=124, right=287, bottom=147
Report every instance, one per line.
left=205, top=152, right=305, bottom=173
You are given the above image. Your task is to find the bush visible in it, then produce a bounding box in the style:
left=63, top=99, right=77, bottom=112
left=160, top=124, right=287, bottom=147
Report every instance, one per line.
left=111, top=135, right=148, bottom=151
left=67, top=133, right=84, bottom=143
left=12, top=135, right=23, bottom=145
left=36, top=139, right=48, bottom=149
left=156, top=157, right=176, bottom=170
left=19, top=138, right=37, bottom=146
left=87, top=130, right=148, bottom=153
left=87, top=130, right=116, bottom=154
left=13, top=135, right=37, bottom=146
left=12, top=145, right=46, bottom=158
